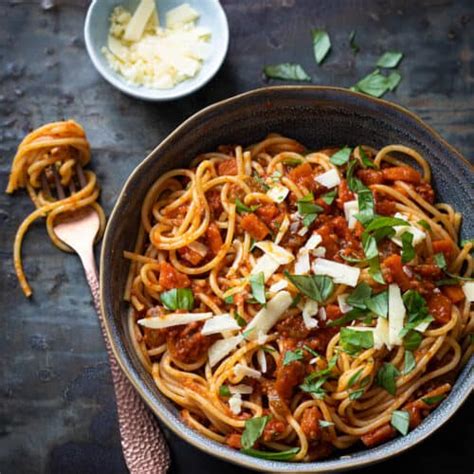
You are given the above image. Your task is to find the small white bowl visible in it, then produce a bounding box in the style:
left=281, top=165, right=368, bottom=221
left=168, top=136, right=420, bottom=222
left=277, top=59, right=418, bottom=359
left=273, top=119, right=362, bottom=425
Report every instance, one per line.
left=84, top=0, right=229, bottom=101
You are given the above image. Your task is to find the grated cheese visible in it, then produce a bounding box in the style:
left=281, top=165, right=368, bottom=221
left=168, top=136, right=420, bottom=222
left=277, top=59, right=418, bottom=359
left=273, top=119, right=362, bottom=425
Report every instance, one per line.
left=315, top=169, right=341, bottom=188
left=138, top=311, right=212, bottom=329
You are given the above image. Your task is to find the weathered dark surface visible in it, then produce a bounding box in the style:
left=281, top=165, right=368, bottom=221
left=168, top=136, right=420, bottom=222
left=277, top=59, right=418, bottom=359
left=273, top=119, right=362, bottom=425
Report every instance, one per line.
left=0, top=1, right=472, bottom=473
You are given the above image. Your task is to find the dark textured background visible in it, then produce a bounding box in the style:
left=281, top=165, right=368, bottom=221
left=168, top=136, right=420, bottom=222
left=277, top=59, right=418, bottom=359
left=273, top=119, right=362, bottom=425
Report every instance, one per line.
left=0, top=1, right=472, bottom=473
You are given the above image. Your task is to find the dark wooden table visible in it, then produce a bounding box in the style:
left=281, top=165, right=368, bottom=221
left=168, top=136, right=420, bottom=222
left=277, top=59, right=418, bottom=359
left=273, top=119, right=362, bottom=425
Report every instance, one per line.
left=0, top=1, right=472, bottom=473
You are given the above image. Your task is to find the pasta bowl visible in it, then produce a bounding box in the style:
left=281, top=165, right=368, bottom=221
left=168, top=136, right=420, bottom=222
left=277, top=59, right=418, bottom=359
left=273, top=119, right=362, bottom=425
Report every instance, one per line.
left=100, top=86, right=473, bottom=471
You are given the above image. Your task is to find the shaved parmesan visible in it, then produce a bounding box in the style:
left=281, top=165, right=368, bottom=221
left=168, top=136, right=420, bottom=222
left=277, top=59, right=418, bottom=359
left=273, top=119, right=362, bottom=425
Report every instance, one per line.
left=138, top=312, right=212, bottom=329
left=257, top=331, right=268, bottom=345
left=254, top=241, right=294, bottom=264
left=304, top=233, right=322, bottom=250
left=315, top=169, right=341, bottom=188
left=274, top=214, right=290, bottom=245
left=269, top=279, right=288, bottom=293
left=391, top=213, right=426, bottom=247
left=318, top=307, right=327, bottom=321
left=233, top=363, right=261, bottom=379
left=123, top=0, right=155, bottom=42
left=343, top=200, right=359, bottom=229
left=229, top=393, right=242, bottom=414
left=414, top=319, right=432, bottom=333
left=311, top=246, right=327, bottom=257
left=257, top=349, right=267, bottom=373
left=107, top=35, right=129, bottom=61
left=297, top=226, right=309, bottom=236
left=294, top=249, right=311, bottom=275
left=337, top=294, right=353, bottom=313
left=374, top=317, right=390, bottom=349
left=251, top=254, right=280, bottom=281
left=229, top=384, right=253, bottom=395
left=245, top=291, right=293, bottom=339
left=166, top=3, right=199, bottom=28
left=388, top=284, right=405, bottom=346
left=312, top=258, right=360, bottom=287
left=267, top=184, right=289, bottom=203
left=201, top=314, right=240, bottom=336
left=462, top=282, right=474, bottom=302
left=302, top=299, right=319, bottom=329
left=208, top=335, right=243, bottom=367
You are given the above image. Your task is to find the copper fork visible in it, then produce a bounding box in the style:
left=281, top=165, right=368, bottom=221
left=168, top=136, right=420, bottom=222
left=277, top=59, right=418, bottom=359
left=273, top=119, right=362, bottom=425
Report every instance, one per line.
left=43, top=165, right=170, bottom=473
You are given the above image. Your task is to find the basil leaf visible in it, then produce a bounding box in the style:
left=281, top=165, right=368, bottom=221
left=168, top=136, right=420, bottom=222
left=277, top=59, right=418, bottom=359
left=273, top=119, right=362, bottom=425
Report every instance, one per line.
left=355, top=186, right=375, bottom=225
left=241, top=447, right=300, bottom=461
left=233, top=311, right=246, bottom=328
left=330, top=146, right=352, bottom=166
left=235, top=198, right=259, bottom=214
left=376, top=362, right=400, bottom=395
left=362, top=233, right=378, bottom=260
left=319, top=420, right=334, bottom=428
left=241, top=416, right=270, bottom=449
left=250, top=272, right=266, bottom=305
left=351, top=69, right=389, bottom=98
left=372, top=226, right=396, bottom=242
left=312, top=29, right=331, bottom=64
left=402, top=290, right=429, bottom=323
left=340, top=254, right=368, bottom=264
left=305, top=355, right=338, bottom=381
left=403, top=329, right=422, bottom=351
left=219, top=385, right=231, bottom=397
left=285, top=272, right=334, bottom=303
left=417, top=219, right=431, bottom=230
left=422, top=394, right=446, bottom=405
left=349, top=30, right=359, bottom=54
left=387, top=71, right=402, bottom=91
left=364, top=216, right=410, bottom=232
left=347, top=282, right=373, bottom=309
left=359, top=146, right=376, bottom=168
left=402, top=350, right=416, bottom=375
left=340, top=328, right=374, bottom=355
left=283, top=348, right=304, bottom=366
left=366, top=290, right=388, bottom=318
left=300, top=377, right=326, bottom=398
left=327, top=307, right=366, bottom=327
left=436, top=278, right=460, bottom=287
left=264, top=63, right=311, bottom=82
left=297, top=193, right=323, bottom=227
left=434, top=252, right=447, bottom=270
left=368, top=256, right=385, bottom=284
left=224, top=295, right=234, bottom=304
left=303, top=345, right=319, bottom=357
left=391, top=410, right=410, bottom=436
left=401, top=232, right=415, bottom=263
left=349, top=388, right=365, bottom=400
left=346, top=159, right=359, bottom=192
left=161, top=288, right=194, bottom=311
left=321, top=189, right=337, bottom=205
left=347, top=368, right=364, bottom=388
left=282, top=157, right=303, bottom=166
left=377, top=51, right=403, bottom=68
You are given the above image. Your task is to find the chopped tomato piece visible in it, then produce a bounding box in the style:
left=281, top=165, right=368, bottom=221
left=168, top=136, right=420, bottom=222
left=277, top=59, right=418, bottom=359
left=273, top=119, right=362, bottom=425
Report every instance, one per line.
left=143, top=327, right=166, bottom=348
left=325, top=304, right=343, bottom=321
left=375, top=198, right=397, bottom=216
left=356, top=169, right=384, bottom=185
left=381, top=166, right=421, bottom=183
left=275, top=360, right=305, bottom=400
left=256, top=203, right=279, bottom=226
left=288, top=162, right=314, bottom=188
left=241, top=213, right=270, bottom=240
left=427, top=293, right=452, bottom=324
left=415, top=182, right=435, bottom=203
left=412, top=264, right=443, bottom=280
left=177, top=246, right=205, bottom=265
left=336, top=179, right=354, bottom=209
left=206, top=223, right=223, bottom=255
left=217, top=159, right=238, bottom=176
left=159, top=261, right=191, bottom=289
left=441, top=285, right=465, bottom=304
left=262, top=418, right=287, bottom=442
left=166, top=321, right=215, bottom=363
left=315, top=224, right=339, bottom=259
left=432, top=239, right=454, bottom=261
left=361, top=424, right=396, bottom=447
left=382, top=254, right=411, bottom=291
left=300, top=406, right=323, bottom=442
left=225, top=433, right=242, bottom=449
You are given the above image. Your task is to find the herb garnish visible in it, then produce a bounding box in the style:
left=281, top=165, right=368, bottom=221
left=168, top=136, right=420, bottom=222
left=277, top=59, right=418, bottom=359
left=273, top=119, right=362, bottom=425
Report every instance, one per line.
left=391, top=410, right=410, bottom=435
left=284, top=271, right=334, bottom=303
left=376, top=362, right=400, bottom=395
left=312, top=29, right=331, bottom=64
left=376, top=51, right=404, bottom=68
left=249, top=272, right=266, bottom=304
left=297, top=192, right=324, bottom=227
left=161, top=288, right=194, bottom=311
left=263, top=63, right=311, bottom=82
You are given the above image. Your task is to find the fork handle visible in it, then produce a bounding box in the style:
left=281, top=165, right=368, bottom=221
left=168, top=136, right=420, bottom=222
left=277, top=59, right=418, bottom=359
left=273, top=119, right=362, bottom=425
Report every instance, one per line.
left=79, top=246, right=170, bottom=474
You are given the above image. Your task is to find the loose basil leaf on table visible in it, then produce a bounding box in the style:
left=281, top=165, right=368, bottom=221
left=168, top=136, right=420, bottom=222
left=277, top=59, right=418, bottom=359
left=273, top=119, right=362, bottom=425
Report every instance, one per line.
left=263, top=63, right=311, bottom=81
left=376, top=51, right=404, bottom=68
left=312, top=29, right=331, bottom=64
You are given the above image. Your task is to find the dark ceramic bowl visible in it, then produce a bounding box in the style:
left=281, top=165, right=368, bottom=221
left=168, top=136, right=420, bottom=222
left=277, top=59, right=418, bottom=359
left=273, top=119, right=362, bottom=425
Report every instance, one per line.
left=100, top=86, right=473, bottom=472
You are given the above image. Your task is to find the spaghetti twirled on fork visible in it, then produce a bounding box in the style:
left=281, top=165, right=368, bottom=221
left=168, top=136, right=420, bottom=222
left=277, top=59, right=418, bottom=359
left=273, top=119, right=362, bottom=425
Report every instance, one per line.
left=125, top=134, right=473, bottom=461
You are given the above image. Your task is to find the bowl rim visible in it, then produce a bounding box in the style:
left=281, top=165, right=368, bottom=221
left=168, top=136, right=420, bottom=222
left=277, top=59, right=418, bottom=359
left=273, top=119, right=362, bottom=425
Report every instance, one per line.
left=83, top=0, right=230, bottom=102
left=100, top=85, right=473, bottom=471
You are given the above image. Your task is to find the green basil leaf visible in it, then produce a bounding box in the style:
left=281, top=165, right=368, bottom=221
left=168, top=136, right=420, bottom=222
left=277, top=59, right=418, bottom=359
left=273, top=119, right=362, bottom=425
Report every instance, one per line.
left=300, top=377, right=326, bottom=398
left=303, top=345, right=319, bottom=357
left=340, top=254, right=368, bottom=264
left=351, top=69, right=389, bottom=98
left=312, top=29, right=331, bottom=64
left=365, top=290, right=388, bottom=318
left=346, top=159, right=359, bottom=192
left=377, top=51, right=403, bottom=68
left=401, top=232, right=415, bottom=263
left=235, top=198, right=259, bottom=214
left=327, top=307, right=366, bottom=327
left=359, top=146, right=376, bottom=168
left=364, top=216, right=410, bottom=232
left=372, top=226, right=396, bottom=242
left=249, top=272, right=266, bottom=304
left=263, top=63, right=311, bottom=82
left=402, top=350, right=416, bottom=375
left=233, top=311, right=246, bottom=328
left=224, top=295, right=234, bottom=304
left=362, top=233, right=379, bottom=260
left=402, top=290, right=429, bottom=323
left=160, top=288, right=194, bottom=311
left=321, top=189, right=337, bottom=205
left=422, top=394, right=446, bottom=405
left=330, top=146, right=352, bottom=166
left=391, top=410, right=410, bottom=435
left=349, top=388, right=366, bottom=400
left=355, top=186, right=376, bottom=225
left=319, top=420, right=334, bottom=428
left=285, top=272, right=334, bottom=303
left=241, top=416, right=270, bottom=449
left=376, top=362, right=400, bottom=395
left=219, top=385, right=231, bottom=397
left=347, top=282, right=373, bottom=309
left=387, top=71, right=402, bottom=91
left=241, top=447, right=300, bottom=461
left=417, top=219, right=431, bottom=230
left=434, top=252, right=447, bottom=270
left=349, top=30, right=359, bottom=54
left=403, top=329, right=422, bottom=351
left=368, top=256, right=385, bottom=284
left=340, top=328, right=374, bottom=355
left=435, top=278, right=460, bottom=287
left=305, top=355, right=338, bottom=381
left=297, top=193, right=323, bottom=227
left=347, top=368, right=364, bottom=388
left=283, top=348, right=304, bottom=366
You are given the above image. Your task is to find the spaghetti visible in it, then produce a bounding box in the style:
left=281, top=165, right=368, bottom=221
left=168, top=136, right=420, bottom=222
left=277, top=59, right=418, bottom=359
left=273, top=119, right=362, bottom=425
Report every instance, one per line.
left=124, top=135, right=473, bottom=461
left=6, top=120, right=106, bottom=297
